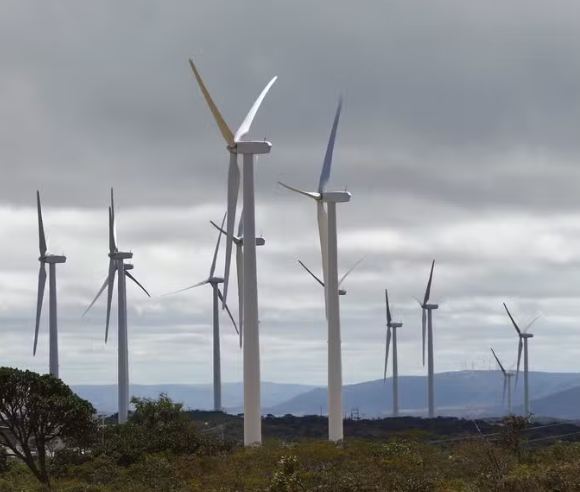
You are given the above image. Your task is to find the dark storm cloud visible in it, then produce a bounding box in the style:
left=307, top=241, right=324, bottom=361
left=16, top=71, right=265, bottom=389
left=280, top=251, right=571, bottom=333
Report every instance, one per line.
left=1, top=0, right=580, bottom=214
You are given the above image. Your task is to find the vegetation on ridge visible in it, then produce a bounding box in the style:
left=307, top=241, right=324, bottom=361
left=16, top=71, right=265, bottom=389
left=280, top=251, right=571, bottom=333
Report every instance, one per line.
left=2, top=368, right=580, bottom=490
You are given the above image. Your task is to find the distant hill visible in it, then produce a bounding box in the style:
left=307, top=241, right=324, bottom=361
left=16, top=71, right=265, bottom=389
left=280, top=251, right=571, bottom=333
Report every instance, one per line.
left=72, top=382, right=319, bottom=414
left=263, top=371, right=580, bottom=418
left=74, top=371, right=580, bottom=420
left=517, top=385, right=580, bottom=420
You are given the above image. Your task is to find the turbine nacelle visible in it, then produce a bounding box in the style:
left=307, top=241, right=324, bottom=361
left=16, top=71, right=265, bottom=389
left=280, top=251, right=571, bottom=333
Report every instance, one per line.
left=520, top=333, right=534, bottom=339
left=124, top=264, right=134, bottom=271
left=232, top=140, right=272, bottom=155
left=424, top=303, right=439, bottom=310
left=110, top=251, right=133, bottom=260
left=389, top=322, right=403, bottom=329
left=321, top=191, right=351, bottom=203
left=338, top=289, right=346, bottom=296
left=255, top=237, right=266, bottom=246
left=40, top=254, right=67, bottom=264
left=208, top=276, right=225, bottom=285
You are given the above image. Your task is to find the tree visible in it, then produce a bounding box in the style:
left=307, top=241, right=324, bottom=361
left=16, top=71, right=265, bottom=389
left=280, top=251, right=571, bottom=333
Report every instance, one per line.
left=0, top=367, right=96, bottom=487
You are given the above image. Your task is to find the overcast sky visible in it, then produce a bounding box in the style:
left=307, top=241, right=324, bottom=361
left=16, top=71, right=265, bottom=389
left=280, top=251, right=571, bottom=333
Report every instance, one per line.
left=1, top=0, right=580, bottom=386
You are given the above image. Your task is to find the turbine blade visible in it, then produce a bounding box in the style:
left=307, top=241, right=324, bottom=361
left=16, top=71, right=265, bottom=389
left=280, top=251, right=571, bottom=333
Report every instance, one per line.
left=277, top=181, right=320, bottom=200
left=491, top=348, right=507, bottom=375
left=422, top=308, right=426, bottom=367
left=36, top=191, right=47, bottom=256
left=234, top=76, right=278, bottom=142
left=222, top=153, right=240, bottom=309
left=217, top=288, right=239, bottom=335
left=33, top=262, right=47, bottom=356
left=237, top=207, right=244, bottom=237
left=82, top=275, right=109, bottom=318
left=515, top=338, right=523, bottom=388
left=385, top=289, right=392, bottom=325
left=318, top=96, right=343, bottom=194
left=105, top=259, right=116, bottom=344
left=188, top=59, right=234, bottom=146
left=125, top=271, right=151, bottom=297
left=317, top=201, right=329, bottom=320
left=297, top=260, right=324, bottom=287
left=108, top=206, right=117, bottom=254
left=503, top=303, right=522, bottom=335
left=384, top=326, right=391, bottom=382
left=210, top=212, right=227, bottom=278
left=162, top=279, right=209, bottom=296
left=423, top=259, right=435, bottom=305
left=110, top=187, right=115, bottom=218
left=524, top=313, right=541, bottom=333
left=236, top=244, right=243, bottom=349
left=338, top=256, right=365, bottom=287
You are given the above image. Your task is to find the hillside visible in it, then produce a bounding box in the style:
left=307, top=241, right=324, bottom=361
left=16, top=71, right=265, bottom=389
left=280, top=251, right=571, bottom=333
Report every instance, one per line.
left=263, top=370, right=580, bottom=418
left=72, top=381, right=318, bottom=414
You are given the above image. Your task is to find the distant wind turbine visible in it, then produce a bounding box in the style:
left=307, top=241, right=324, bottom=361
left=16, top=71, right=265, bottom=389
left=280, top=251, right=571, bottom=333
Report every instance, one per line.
left=82, top=188, right=151, bottom=424
left=34, top=191, right=66, bottom=378
left=503, top=303, right=540, bottom=416
left=384, top=289, right=403, bottom=416
left=297, top=257, right=364, bottom=298
left=164, top=213, right=238, bottom=411
left=210, top=210, right=265, bottom=348
left=491, top=347, right=514, bottom=414
left=416, top=260, right=439, bottom=418
left=278, top=98, right=350, bottom=442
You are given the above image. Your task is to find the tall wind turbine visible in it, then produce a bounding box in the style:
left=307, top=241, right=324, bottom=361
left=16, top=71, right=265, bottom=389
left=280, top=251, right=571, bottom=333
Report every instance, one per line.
left=34, top=191, right=66, bottom=378
left=210, top=210, right=265, bottom=348
left=297, top=257, right=363, bottom=298
left=82, top=189, right=150, bottom=424
left=416, top=260, right=439, bottom=418
left=278, top=98, right=349, bottom=442
left=503, top=303, right=539, bottom=416
left=384, top=289, right=403, bottom=417
left=490, top=348, right=514, bottom=414
left=188, top=60, right=277, bottom=446
left=164, top=213, right=238, bottom=411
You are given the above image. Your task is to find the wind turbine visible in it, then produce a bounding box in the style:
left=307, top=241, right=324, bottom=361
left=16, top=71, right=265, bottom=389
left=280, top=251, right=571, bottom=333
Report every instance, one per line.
left=297, top=257, right=363, bottom=307
left=188, top=59, right=277, bottom=446
left=490, top=347, right=514, bottom=414
left=210, top=210, right=265, bottom=349
left=503, top=303, right=539, bottom=416
left=34, top=191, right=66, bottom=379
left=278, top=98, right=349, bottom=442
left=164, top=213, right=238, bottom=411
left=82, top=188, right=151, bottom=424
left=384, top=289, right=403, bottom=417
left=416, top=260, right=438, bottom=418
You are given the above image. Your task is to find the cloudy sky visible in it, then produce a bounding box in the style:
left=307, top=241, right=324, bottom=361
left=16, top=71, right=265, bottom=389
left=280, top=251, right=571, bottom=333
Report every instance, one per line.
left=1, top=0, right=580, bottom=387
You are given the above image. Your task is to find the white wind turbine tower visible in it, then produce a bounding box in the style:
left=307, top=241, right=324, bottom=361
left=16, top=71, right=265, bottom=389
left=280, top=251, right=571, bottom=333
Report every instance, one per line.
left=210, top=210, right=265, bottom=348
left=164, top=213, right=238, bottom=411
left=188, top=60, right=277, bottom=446
left=416, top=260, right=439, bottom=418
left=34, top=191, right=66, bottom=378
left=278, top=98, right=349, bottom=442
left=490, top=347, right=514, bottom=414
left=503, top=303, right=540, bottom=417
left=384, top=289, right=403, bottom=417
left=297, top=257, right=363, bottom=300
left=82, top=189, right=151, bottom=424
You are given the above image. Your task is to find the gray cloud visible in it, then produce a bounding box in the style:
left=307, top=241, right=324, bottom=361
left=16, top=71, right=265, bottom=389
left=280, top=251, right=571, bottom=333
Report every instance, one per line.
left=0, top=0, right=579, bottom=390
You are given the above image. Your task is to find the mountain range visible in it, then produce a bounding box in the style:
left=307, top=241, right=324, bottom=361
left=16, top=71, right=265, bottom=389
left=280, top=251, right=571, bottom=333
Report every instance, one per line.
left=72, top=370, right=580, bottom=420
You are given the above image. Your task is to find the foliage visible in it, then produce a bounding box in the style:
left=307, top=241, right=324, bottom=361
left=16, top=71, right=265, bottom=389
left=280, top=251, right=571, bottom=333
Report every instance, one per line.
left=0, top=367, right=96, bottom=488
left=92, top=394, right=233, bottom=466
